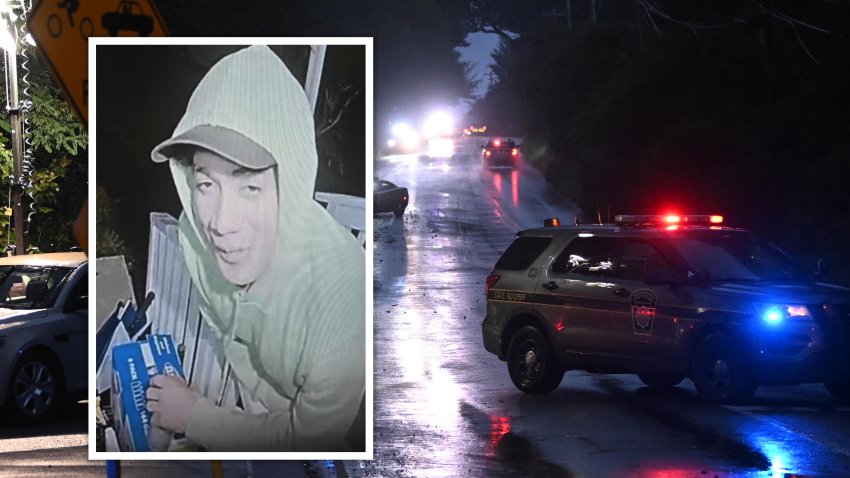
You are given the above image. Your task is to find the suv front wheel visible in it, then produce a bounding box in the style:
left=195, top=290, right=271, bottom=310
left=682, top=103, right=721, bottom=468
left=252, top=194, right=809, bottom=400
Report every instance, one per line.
left=691, top=333, right=756, bottom=404
left=507, top=325, right=564, bottom=393
left=7, top=351, right=65, bottom=423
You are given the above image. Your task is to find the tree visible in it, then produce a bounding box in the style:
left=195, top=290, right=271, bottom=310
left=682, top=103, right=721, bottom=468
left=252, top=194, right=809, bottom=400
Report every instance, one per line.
left=0, top=43, right=87, bottom=252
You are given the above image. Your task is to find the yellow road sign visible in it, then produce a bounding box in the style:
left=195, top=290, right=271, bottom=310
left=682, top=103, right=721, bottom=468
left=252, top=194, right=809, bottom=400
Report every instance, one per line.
left=27, top=0, right=167, bottom=123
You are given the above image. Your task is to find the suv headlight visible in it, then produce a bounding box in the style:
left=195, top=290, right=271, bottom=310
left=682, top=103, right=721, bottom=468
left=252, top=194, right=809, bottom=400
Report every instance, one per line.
left=754, top=303, right=813, bottom=326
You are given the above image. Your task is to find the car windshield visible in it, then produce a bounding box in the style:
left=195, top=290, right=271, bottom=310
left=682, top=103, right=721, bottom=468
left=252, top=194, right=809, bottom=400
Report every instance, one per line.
left=0, top=265, right=73, bottom=310
left=664, top=231, right=807, bottom=282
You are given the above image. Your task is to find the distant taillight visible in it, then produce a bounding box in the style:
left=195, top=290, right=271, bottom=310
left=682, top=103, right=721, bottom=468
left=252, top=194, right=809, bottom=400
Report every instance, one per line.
left=485, top=274, right=501, bottom=297
left=485, top=150, right=492, bottom=157
left=511, top=148, right=518, bottom=156
left=402, top=195, right=408, bottom=201
left=494, top=139, right=501, bottom=147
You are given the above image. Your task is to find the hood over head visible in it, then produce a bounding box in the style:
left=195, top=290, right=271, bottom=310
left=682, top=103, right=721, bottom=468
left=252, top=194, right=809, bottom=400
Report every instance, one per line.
left=149, top=45, right=365, bottom=451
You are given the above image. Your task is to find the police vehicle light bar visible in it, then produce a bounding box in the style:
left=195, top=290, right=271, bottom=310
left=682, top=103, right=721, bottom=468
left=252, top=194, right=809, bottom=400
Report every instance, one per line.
left=614, top=215, right=724, bottom=226
left=544, top=217, right=561, bottom=227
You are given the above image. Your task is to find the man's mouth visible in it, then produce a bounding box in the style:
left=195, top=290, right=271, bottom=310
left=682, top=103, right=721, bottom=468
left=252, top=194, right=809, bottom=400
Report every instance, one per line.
left=214, top=245, right=249, bottom=264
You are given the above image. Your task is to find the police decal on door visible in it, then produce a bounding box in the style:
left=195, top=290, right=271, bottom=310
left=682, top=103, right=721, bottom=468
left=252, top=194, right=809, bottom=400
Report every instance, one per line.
left=630, top=289, right=657, bottom=335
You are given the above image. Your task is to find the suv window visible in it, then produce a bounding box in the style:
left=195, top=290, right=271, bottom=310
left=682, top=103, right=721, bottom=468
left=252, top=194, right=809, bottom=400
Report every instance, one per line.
left=665, top=232, right=805, bottom=282
left=495, top=236, right=552, bottom=271
left=618, top=239, right=670, bottom=281
left=553, top=237, right=671, bottom=280
left=553, top=237, right=617, bottom=276
left=0, top=266, right=73, bottom=309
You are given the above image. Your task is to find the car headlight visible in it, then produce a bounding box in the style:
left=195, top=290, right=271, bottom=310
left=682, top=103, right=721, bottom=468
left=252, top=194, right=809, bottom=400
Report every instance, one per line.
left=754, top=303, right=813, bottom=326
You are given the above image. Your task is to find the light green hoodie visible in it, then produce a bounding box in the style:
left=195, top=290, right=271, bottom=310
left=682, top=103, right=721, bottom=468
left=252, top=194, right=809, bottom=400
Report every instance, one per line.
left=152, top=45, right=365, bottom=452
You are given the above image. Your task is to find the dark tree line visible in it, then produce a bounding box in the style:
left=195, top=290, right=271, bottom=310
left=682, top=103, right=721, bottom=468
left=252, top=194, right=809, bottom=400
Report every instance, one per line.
left=468, top=0, right=850, bottom=283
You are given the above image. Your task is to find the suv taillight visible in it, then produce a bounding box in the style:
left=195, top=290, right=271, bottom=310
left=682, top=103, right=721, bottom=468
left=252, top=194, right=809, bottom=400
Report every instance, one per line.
left=511, top=148, right=518, bottom=156
left=485, top=274, right=501, bottom=297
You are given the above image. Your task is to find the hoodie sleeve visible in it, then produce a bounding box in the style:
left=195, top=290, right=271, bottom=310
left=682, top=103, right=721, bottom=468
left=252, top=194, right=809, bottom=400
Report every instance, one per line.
left=184, top=261, right=365, bottom=452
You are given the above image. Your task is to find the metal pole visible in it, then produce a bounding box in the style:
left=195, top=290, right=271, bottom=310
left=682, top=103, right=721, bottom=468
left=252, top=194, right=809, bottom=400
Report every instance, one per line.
left=304, top=45, right=326, bottom=114
left=5, top=46, right=24, bottom=255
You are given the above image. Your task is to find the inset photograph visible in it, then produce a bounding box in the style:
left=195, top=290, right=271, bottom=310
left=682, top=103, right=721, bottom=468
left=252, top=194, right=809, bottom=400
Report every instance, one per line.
left=91, top=38, right=370, bottom=459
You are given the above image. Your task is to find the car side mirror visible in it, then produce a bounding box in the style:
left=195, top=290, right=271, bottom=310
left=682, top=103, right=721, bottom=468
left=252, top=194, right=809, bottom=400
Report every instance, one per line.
left=65, top=295, right=88, bottom=314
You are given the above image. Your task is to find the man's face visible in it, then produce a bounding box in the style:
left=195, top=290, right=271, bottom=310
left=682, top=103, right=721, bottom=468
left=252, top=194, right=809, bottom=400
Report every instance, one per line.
left=191, top=149, right=278, bottom=286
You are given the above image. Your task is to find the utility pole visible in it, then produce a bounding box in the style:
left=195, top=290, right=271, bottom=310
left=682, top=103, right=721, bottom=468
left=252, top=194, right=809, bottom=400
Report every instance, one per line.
left=2, top=13, right=25, bottom=255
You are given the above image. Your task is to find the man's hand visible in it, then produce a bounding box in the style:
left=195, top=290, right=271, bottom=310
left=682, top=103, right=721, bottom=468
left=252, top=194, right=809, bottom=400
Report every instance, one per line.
left=146, top=374, right=201, bottom=433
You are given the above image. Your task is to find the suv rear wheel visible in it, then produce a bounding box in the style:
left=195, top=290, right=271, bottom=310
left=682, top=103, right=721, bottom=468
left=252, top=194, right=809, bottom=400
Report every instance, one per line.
left=691, top=333, right=756, bottom=404
left=507, top=325, right=563, bottom=393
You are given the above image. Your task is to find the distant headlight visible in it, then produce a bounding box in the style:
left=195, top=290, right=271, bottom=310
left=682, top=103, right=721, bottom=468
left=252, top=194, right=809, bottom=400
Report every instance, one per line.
left=754, top=303, right=813, bottom=326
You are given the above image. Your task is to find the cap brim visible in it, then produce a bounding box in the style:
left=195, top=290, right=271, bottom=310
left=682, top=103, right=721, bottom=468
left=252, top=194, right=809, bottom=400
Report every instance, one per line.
left=151, top=124, right=276, bottom=170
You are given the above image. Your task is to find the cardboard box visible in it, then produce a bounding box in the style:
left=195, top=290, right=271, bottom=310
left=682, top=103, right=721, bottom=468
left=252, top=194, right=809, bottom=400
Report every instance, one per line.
left=111, top=334, right=184, bottom=452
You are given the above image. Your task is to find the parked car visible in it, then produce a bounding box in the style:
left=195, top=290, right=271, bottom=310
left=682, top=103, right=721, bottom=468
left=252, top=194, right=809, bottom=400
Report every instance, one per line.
left=374, top=179, right=409, bottom=217
left=0, top=252, right=88, bottom=422
left=482, top=138, right=520, bottom=169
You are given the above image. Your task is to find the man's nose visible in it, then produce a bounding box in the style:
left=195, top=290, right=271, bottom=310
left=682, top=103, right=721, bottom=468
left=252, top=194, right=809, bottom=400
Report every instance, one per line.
left=210, top=192, right=243, bottom=236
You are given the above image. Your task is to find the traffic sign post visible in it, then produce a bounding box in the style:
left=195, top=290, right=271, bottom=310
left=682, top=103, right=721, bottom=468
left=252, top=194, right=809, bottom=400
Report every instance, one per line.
left=27, top=0, right=167, bottom=123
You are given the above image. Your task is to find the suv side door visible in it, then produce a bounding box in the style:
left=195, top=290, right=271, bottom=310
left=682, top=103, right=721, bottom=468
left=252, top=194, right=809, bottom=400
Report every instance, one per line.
left=538, top=236, right=621, bottom=356
left=608, top=238, right=684, bottom=362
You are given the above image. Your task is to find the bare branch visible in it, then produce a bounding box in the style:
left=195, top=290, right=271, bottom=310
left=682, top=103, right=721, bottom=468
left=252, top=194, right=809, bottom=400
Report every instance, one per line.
left=318, top=84, right=364, bottom=137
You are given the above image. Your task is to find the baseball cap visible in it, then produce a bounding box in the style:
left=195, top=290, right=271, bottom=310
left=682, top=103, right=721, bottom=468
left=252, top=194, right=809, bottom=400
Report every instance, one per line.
left=151, top=124, right=276, bottom=170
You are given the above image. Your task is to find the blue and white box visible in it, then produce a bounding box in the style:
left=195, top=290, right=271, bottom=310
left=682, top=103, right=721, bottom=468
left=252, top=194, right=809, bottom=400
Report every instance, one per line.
left=111, top=334, right=185, bottom=452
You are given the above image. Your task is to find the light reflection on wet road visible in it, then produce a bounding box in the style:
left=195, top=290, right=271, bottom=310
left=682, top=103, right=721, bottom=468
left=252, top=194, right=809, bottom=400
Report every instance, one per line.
left=351, top=138, right=850, bottom=477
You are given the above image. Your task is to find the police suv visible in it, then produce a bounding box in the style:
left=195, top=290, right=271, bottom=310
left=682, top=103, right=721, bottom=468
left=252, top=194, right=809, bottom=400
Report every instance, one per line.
left=482, top=215, right=850, bottom=403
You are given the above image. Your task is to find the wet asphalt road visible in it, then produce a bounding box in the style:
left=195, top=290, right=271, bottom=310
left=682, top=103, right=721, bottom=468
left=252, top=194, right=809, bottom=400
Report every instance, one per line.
left=346, top=137, right=850, bottom=477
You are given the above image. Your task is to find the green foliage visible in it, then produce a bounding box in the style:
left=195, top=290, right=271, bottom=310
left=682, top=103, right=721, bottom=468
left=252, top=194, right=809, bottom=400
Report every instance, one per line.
left=0, top=43, right=88, bottom=251
left=25, top=84, right=87, bottom=155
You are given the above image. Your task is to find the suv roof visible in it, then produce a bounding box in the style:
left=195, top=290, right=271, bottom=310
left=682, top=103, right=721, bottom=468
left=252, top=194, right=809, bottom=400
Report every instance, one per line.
left=520, top=224, right=746, bottom=236
left=0, top=252, right=87, bottom=267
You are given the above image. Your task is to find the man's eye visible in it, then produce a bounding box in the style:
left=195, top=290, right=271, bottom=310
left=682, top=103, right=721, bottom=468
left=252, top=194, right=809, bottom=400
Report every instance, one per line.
left=196, top=181, right=213, bottom=191
left=244, top=185, right=261, bottom=194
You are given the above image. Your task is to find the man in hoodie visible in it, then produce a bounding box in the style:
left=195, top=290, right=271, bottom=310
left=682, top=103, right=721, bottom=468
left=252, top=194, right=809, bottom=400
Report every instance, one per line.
left=144, top=45, right=365, bottom=452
